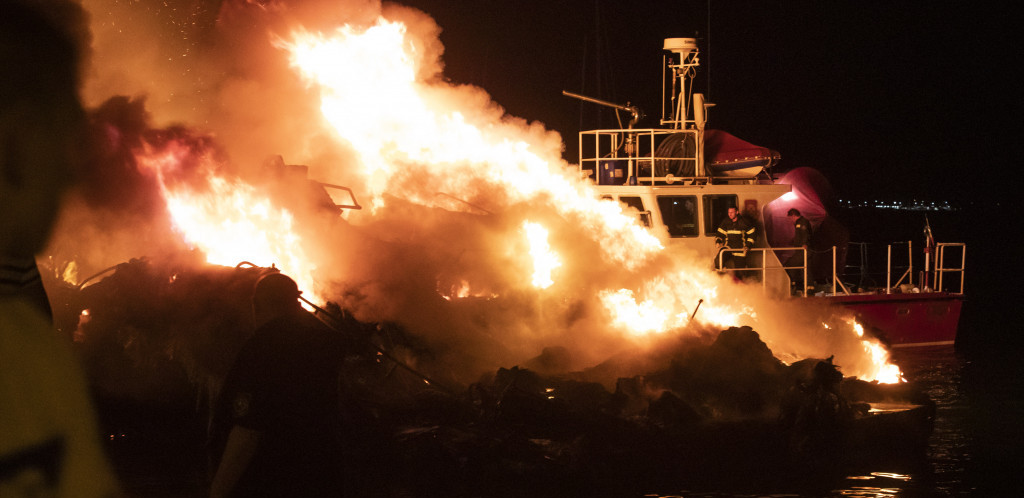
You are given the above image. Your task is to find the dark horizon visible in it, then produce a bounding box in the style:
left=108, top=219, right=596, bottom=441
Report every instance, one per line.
left=400, top=0, right=1017, bottom=206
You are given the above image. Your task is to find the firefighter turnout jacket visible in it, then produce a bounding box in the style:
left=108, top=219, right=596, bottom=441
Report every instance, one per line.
left=716, top=216, right=756, bottom=249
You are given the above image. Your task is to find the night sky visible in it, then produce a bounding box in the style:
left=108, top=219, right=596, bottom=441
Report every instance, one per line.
left=399, top=0, right=1018, bottom=206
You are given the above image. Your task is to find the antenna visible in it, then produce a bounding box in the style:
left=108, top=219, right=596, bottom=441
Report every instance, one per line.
left=707, top=0, right=712, bottom=101
left=661, top=38, right=699, bottom=129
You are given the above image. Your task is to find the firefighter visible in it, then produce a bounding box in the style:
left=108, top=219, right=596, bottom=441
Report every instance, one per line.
left=715, top=206, right=756, bottom=273
left=210, top=272, right=345, bottom=498
left=785, top=208, right=813, bottom=293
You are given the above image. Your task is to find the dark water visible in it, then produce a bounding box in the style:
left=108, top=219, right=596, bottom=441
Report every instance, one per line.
left=640, top=206, right=1024, bottom=497
left=641, top=345, right=1023, bottom=498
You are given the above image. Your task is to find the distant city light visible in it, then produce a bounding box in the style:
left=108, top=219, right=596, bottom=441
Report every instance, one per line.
left=838, top=198, right=957, bottom=212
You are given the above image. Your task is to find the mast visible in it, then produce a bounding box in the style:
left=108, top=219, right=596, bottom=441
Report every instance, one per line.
left=661, top=38, right=699, bottom=129
left=661, top=38, right=708, bottom=177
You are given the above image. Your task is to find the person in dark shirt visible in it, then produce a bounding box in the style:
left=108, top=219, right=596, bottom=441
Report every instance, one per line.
left=1, top=2, right=119, bottom=496
left=714, top=206, right=755, bottom=272
left=210, top=272, right=344, bottom=498
left=785, top=208, right=813, bottom=294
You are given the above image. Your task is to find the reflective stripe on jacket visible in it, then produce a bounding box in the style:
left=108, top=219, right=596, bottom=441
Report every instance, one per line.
left=715, top=217, right=755, bottom=249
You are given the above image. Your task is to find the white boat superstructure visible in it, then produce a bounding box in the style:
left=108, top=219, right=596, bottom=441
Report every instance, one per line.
left=569, top=37, right=793, bottom=297
left=565, top=37, right=967, bottom=346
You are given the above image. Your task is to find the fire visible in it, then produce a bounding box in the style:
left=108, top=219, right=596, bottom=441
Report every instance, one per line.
left=281, top=19, right=662, bottom=271
left=136, top=144, right=320, bottom=301
left=283, top=20, right=415, bottom=193
left=61, top=260, right=79, bottom=286
left=597, top=269, right=757, bottom=337
left=523, top=222, right=560, bottom=289
left=600, top=289, right=671, bottom=336
left=69, top=5, right=905, bottom=386
left=849, top=318, right=904, bottom=383
left=277, top=15, right=903, bottom=382
left=439, top=280, right=497, bottom=301
left=162, top=177, right=314, bottom=287
left=864, top=341, right=903, bottom=383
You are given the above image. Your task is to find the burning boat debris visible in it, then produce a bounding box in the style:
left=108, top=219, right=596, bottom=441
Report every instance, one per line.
left=46, top=258, right=934, bottom=495
left=30, top=0, right=944, bottom=494
left=50, top=1, right=910, bottom=384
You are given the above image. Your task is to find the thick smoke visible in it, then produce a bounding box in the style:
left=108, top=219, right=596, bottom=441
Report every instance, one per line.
left=50, top=0, right=896, bottom=387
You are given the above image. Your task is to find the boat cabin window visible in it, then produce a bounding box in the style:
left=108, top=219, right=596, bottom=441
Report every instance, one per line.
left=703, top=194, right=739, bottom=236
left=618, top=196, right=651, bottom=228
left=657, top=195, right=698, bottom=237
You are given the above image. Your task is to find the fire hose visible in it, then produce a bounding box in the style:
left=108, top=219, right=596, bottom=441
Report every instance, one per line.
left=233, top=261, right=456, bottom=393
left=298, top=294, right=456, bottom=395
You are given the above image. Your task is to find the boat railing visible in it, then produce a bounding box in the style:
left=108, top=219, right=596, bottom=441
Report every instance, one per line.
left=716, top=247, right=803, bottom=296
left=886, top=241, right=914, bottom=293
left=829, top=242, right=913, bottom=296
left=827, top=241, right=965, bottom=296
left=934, top=243, right=966, bottom=294
left=578, top=128, right=708, bottom=185
left=829, top=246, right=853, bottom=296
left=844, top=242, right=871, bottom=288
left=708, top=242, right=965, bottom=298
left=318, top=182, right=363, bottom=211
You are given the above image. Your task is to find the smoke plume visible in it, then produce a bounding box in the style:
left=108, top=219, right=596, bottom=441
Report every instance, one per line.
left=46, top=0, right=898, bottom=387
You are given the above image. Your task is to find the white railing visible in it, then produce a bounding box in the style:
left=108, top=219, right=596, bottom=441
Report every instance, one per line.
left=578, top=128, right=703, bottom=183
left=886, top=241, right=914, bottom=294
left=935, top=243, right=966, bottom=294
left=830, top=241, right=965, bottom=296
left=715, top=247, right=803, bottom=295
left=713, top=242, right=965, bottom=297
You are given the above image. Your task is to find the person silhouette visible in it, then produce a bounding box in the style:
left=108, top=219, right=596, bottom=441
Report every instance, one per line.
left=1, top=2, right=119, bottom=496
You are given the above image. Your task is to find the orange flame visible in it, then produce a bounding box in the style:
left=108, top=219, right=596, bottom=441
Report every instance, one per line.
left=136, top=143, right=321, bottom=300
left=281, top=19, right=662, bottom=272
left=86, top=10, right=906, bottom=384
left=275, top=16, right=903, bottom=383
left=850, top=319, right=904, bottom=383
left=523, top=221, right=561, bottom=289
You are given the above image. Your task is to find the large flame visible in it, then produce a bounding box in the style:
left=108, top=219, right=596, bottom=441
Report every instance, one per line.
left=135, top=142, right=320, bottom=300
left=523, top=221, right=561, bottom=289
left=282, top=19, right=662, bottom=269
left=277, top=16, right=902, bottom=383
left=69, top=3, right=903, bottom=384
left=278, top=15, right=897, bottom=381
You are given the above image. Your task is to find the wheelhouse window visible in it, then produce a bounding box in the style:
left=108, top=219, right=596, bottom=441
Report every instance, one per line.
left=656, top=195, right=698, bottom=237
left=618, top=196, right=651, bottom=228
left=703, top=194, right=738, bottom=236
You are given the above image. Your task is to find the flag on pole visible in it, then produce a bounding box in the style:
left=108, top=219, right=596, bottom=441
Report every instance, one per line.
left=923, top=215, right=936, bottom=290
left=923, top=215, right=935, bottom=252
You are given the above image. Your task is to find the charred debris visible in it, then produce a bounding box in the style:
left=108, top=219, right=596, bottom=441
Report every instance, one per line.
left=46, top=258, right=934, bottom=496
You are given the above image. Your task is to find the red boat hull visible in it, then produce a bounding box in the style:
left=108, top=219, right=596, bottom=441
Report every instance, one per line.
left=820, top=292, right=964, bottom=347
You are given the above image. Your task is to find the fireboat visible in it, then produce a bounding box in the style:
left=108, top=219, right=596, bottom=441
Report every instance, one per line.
left=565, top=37, right=965, bottom=348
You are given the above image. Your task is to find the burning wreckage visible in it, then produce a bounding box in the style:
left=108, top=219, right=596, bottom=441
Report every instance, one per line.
left=40, top=12, right=937, bottom=495
left=43, top=176, right=934, bottom=496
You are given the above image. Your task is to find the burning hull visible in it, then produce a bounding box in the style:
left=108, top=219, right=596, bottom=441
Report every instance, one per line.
left=822, top=292, right=964, bottom=347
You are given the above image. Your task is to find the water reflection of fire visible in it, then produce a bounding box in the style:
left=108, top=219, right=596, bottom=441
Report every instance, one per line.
left=57, top=1, right=901, bottom=385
